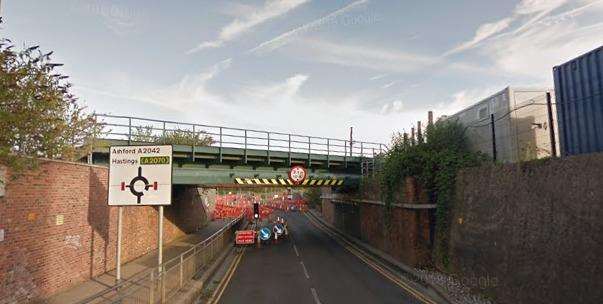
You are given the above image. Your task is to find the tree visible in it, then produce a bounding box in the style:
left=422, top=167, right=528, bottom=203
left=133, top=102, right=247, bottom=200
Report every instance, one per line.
left=0, top=37, right=101, bottom=174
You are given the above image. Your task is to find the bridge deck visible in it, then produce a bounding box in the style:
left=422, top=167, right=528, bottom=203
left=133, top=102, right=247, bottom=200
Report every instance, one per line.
left=92, top=139, right=375, bottom=185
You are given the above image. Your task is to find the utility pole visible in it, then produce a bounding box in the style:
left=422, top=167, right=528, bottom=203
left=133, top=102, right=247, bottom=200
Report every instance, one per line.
left=411, top=127, right=415, bottom=145
left=490, top=114, right=497, bottom=162
left=349, top=127, right=353, bottom=157
left=546, top=92, right=557, bottom=157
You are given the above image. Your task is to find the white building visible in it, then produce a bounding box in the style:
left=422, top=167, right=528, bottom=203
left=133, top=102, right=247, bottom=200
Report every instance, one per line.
left=445, top=87, right=559, bottom=163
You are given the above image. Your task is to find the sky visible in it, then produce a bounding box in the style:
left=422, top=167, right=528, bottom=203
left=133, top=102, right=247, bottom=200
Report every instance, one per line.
left=2, top=0, right=603, bottom=143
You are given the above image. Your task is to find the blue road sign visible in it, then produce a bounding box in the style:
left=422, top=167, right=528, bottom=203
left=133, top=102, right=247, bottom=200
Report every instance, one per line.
left=259, top=227, right=271, bottom=241
left=274, top=224, right=284, bottom=235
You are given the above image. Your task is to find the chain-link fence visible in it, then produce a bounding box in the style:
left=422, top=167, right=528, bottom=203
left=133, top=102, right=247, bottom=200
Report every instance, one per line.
left=77, top=217, right=242, bottom=304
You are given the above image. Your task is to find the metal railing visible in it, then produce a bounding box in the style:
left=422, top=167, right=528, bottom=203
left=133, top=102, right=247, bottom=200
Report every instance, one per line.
left=360, top=153, right=385, bottom=177
left=78, top=216, right=242, bottom=304
left=94, top=114, right=388, bottom=158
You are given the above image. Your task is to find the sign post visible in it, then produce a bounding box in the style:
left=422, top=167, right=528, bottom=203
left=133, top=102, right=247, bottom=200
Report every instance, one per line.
left=158, top=206, right=164, bottom=272
left=116, top=206, right=123, bottom=282
left=108, top=145, right=173, bottom=285
left=158, top=205, right=165, bottom=301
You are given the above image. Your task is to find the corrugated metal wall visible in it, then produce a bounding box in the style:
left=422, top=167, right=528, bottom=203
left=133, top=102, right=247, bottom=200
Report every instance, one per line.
left=553, top=46, right=603, bottom=156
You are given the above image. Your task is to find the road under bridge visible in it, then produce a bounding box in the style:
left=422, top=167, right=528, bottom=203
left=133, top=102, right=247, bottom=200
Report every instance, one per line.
left=210, top=212, right=440, bottom=304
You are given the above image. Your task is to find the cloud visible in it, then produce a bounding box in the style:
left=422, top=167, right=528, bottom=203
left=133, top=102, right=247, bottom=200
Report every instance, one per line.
left=441, top=0, right=603, bottom=82
left=190, top=40, right=224, bottom=50
left=538, top=0, right=603, bottom=26
left=444, top=18, right=513, bottom=55
left=511, top=0, right=569, bottom=34
left=149, top=58, right=232, bottom=108
left=380, top=100, right=404, bottom=115
left=76, top=85, right=167, bottom=109
left=381, top=81, right=398, bottom=89
left=77, top=63, right=419, bottom=143
left=444, top=0, right=571, bottom=56
left=369, top=73, right=388, bottom=80
left=187, top=0, right=310, bottom=54
left=485, top=19, right=603, bottom=80
left=249, top=0, right=370, bottom=54
left=239, top=74, right=309, bottom=103
left=78, top=58, right=233, bottom=112
left=477, top=1, right=603, bottom=80
left=70, top=1, right=140, bottom=36
left=287, top=37, right=436, bottom=73
left=514, top=0, right=568, bottom=15
left=284, top=37, right=490, bottom=75
left=435, top=87, right=505, bottom=117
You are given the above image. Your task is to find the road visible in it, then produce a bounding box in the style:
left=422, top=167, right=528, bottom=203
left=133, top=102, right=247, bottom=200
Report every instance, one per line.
left=216, top=212, right=424, bottom=304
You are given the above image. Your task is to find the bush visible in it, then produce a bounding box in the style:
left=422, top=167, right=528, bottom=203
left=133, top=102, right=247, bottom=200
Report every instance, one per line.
left=131, top=125, right=213, bottom=146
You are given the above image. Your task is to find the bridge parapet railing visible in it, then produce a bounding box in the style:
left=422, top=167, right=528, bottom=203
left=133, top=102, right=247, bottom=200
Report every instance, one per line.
left=75, top=216, right=242, bottom=304
left=94, top=114, right=387, bottom=158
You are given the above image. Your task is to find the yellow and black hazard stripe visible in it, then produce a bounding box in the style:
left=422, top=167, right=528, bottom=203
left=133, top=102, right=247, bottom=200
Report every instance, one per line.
left=234, top=177, right=344, bottom=186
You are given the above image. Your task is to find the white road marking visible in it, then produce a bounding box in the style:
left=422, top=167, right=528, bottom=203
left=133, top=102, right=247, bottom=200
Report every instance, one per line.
left=300, top=261, right=310, bottom=279
left=293, top=244, right=300, bottom=257
left=311, top=287, right=322, bottom=304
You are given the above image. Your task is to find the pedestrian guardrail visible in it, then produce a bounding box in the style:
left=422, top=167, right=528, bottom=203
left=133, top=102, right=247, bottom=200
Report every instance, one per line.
left=76, top=216, right=242, bottom=304
left=94, top=114, right=387, bottom=158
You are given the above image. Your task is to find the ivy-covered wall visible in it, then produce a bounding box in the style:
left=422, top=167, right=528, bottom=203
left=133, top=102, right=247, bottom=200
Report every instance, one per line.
left=449, top=153, right=603, bottom=304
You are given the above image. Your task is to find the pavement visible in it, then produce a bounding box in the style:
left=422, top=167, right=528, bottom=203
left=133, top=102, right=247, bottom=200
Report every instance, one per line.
left=216, top=212, right=425, bottom=304
left=46, top=218, right=232, bottom=304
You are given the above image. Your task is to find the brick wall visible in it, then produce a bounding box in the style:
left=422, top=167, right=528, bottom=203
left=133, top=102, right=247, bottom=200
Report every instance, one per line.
left=0, top=160, right=200, bottom=303
left=172, top=186, right=212, bottom=232
left=359, top=204, right=431, bottom=267
left=320, top=187, right=334, bottom=224
left=323, top=178, right=432, bottom=267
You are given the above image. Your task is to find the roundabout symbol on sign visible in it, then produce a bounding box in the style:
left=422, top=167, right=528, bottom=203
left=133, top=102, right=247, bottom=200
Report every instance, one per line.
left=120, top=166, right=158, bottom=204
left=288, top=165, right=307, bottom=185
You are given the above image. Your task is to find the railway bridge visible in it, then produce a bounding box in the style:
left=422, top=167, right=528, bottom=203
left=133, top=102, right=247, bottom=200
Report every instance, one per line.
left=90, top=114, right=387, bottom=186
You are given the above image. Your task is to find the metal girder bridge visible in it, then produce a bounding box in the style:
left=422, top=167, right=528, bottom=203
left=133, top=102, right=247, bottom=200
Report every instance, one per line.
left=90, top=114, right=387, bottom=186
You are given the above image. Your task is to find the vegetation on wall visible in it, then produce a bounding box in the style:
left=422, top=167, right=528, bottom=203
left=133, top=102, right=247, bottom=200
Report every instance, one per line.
left=131, top=125, right=214, bottom=146
left=0, top=36, right=100, bottom=175
left=380, top=120, right=487, bottom=268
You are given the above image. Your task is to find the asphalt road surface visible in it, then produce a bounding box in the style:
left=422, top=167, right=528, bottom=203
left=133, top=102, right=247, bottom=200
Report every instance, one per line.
left=217, top=212, right=423, bottom=304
